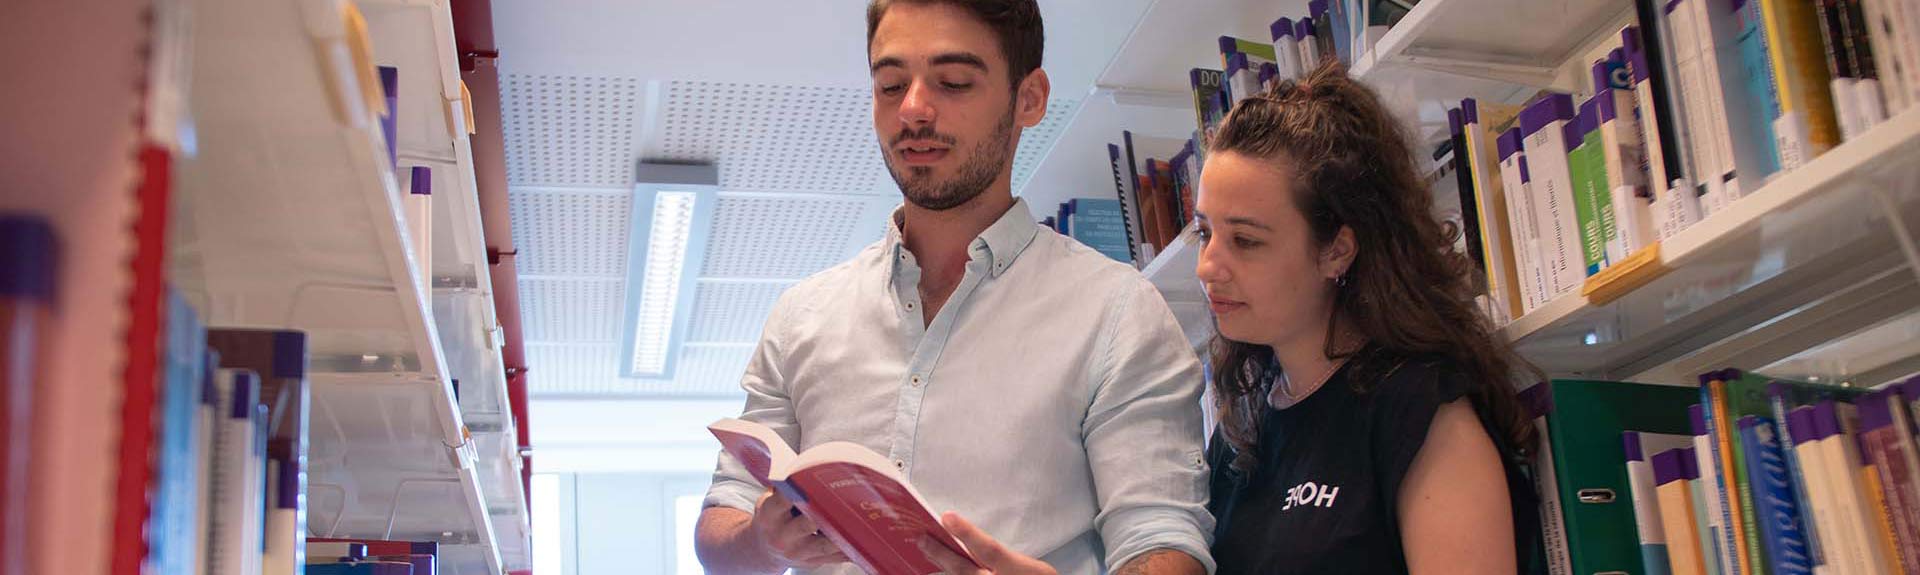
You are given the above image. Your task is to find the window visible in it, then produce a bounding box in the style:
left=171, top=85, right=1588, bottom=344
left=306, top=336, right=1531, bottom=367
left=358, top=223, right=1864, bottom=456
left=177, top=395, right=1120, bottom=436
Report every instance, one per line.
left=533, top=474, right=563, bottom=575
left=674, top=494, right=705, bottom=575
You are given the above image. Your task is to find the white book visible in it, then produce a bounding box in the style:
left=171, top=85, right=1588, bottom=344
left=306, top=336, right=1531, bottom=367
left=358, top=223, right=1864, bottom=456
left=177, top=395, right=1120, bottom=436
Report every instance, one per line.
left=206, top=370, right=266, bottom=575
left=1790, top=410, right=1857, bottom=575
left=192, top=362, right=218, bottom=575
left=1270, top=18, right=1301, bottom=80
left=1595, top=58, right=1656, bottom=257
left=404, top=166, right=432, bottom=292
left=1860, top=0, right=1910, bottom=115
left=1692, top=408, right=1737, bottom=575
left=1534, top=414, right=1574, bottom=575
left=1893, top=0, right=1920, bottom=106
left=1518, top=94, right=1584, bottom=300
left=1812, top=403, right=1896, bottom=575
left=1298, top=19, right=1321, bottom=75
left=1854, top=79, right=1890, bottom=128
left=1498, top=128, right=1549, bottom=313
left=1227, top=53, right=1259, bottom=108
left=1667, top=0, right=1735, bottom=215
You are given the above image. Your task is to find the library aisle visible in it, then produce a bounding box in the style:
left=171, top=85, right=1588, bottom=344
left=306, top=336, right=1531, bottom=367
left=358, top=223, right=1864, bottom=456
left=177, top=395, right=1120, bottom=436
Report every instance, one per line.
left=5, top=0, right=1920, bottom=574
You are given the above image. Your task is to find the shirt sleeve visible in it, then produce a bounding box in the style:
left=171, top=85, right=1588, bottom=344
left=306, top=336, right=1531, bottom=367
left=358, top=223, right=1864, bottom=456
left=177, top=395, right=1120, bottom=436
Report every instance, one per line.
left=702, top=287, right=803, bottom=512
left=1368, top=359, right=1474, bottom=524
left=1085, top=279, right=1217, bottom=573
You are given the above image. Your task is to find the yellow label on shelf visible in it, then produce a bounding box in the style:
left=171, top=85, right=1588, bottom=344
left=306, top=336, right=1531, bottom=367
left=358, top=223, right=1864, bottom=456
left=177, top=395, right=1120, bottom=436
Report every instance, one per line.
left=460, top=80, right=477, bottom=135
left=343, top=3, right=386, bottom=118
left=1581, top=242, right=1666, bottom=306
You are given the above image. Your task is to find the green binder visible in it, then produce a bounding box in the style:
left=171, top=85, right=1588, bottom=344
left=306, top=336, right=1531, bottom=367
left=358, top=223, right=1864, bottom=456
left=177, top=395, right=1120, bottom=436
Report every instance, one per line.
left=1541, top=379, right=1700, bottom=575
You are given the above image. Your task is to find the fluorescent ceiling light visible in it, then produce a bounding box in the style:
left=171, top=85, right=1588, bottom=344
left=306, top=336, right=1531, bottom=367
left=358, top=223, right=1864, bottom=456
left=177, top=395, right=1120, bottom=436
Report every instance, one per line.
left=629, top=191, right=696, bottom=375
left=622, top=163, right=718, bottom=379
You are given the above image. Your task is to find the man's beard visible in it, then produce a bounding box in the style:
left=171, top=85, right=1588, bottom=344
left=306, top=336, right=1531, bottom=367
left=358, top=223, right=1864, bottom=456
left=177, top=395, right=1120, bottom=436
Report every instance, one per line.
left=883, top=107, right=1017, bottom=212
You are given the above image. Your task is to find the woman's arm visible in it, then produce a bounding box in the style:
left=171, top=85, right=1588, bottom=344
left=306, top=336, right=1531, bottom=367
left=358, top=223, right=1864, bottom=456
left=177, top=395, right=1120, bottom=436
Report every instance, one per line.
left=1396, top=399, right=1516, bottom=575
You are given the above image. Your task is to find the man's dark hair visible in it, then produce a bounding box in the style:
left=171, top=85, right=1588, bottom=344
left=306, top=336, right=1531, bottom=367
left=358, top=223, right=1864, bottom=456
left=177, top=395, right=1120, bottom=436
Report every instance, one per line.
left=866, top=0, right=1045, bottom=89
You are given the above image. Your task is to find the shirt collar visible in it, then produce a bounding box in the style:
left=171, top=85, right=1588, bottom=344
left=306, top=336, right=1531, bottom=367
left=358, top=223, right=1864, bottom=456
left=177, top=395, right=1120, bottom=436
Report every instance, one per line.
left=885, top=197, right=1039, bottom=279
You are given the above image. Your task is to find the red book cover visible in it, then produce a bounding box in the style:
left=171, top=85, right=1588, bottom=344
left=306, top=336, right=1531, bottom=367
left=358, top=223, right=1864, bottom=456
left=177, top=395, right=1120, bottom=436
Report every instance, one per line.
left=709, top=419, right=979, bottom=575
left=112, top=144, right=174, bottom=575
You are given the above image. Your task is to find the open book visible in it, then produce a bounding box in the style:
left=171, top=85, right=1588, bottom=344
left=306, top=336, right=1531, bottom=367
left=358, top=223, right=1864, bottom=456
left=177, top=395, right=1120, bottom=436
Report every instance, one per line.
left=708, top=418, right=981, bottom=575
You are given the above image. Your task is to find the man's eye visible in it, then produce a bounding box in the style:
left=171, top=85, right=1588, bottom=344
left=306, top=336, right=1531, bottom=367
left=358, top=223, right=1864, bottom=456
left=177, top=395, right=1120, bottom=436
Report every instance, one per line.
left=879, top=84, right=905, bottom=95
left=941, top=82, right=972, bottom=91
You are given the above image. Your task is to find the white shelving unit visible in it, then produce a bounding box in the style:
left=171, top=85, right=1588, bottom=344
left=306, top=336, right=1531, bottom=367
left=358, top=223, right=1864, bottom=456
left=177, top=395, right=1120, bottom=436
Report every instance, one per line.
left=1055, top=0, right=1920, bottom=387
left=166, top=0, right=527, bottom=572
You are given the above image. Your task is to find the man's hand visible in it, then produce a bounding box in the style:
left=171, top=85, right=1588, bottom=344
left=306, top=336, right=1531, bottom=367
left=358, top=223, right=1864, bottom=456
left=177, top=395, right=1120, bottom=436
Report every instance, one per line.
left=753, top=490, right=849, bottom=569
left=918, top=512, right=1058, bottom=575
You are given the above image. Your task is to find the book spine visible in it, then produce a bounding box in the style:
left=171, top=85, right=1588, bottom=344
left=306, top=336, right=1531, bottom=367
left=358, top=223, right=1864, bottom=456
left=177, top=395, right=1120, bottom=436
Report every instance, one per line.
left=1710, top=0, right=1787, bottom=200
left=1705, top=377, right=1756, bottom=575
left=1450, top=109, right=1491, bottom=293
left=1518, top=95, right=1584, bottom=299
left=1816, top=0, right=1867, bottom=140
left=1598, top=55, right=1656, bottom=256
left=1668, top=0, right=1727, bottom=218
left=1861, top=392, right=1920, bottom=571
left=1890, top=0, right=1920, bottom=105
left=1858, top=0, right=1911, bottom=114
left=1661, top=449, right=1711, bottom=575
left=1820, top=401, right=1898, bottom=575
left=1498, top=129, right=1549, bottom=313
left=1696, top=404, right=1733, bottom=575
left=1683, top=0, right=1743, bottom=211
left=1858, top=460, right=1906, bottom=574
left=1886, top=389, right=1920, bottom=568
left=1105, top=144, right=1143, bottom=267
left=1537, top=413, right=1575, bottom=575
left=1789, top=408, right=1855, bottom=575
left=1571, top=97, right=1616, bottom=274
left=1465, top=101, right=1524, bottom=322
left=1629, top=432, right=1677, bottom=575
left=1761, top=0, right=1845, bottom=166
left=1740, top=416, right=1814, bottom=575
left=1770, top=391, right=1829, bottom=569
left=1840, top=0, right=1892, bottom=127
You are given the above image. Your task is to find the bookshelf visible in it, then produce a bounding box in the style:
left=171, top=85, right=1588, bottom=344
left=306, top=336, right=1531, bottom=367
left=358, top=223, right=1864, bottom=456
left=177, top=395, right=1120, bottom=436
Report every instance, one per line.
left=1047, top=0, right=1920, bottom=387
left=162, top=0, right=526, bottom=573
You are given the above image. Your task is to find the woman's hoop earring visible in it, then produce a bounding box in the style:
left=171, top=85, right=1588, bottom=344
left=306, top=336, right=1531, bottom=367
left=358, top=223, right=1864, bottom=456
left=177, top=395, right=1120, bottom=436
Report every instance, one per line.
left=1336, top=274, right=1350, bottom=288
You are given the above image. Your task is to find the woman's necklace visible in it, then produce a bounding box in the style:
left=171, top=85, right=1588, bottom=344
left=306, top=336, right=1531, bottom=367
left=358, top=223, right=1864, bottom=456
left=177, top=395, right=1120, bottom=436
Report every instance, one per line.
left=1268, top=355, right=1348, bottom=410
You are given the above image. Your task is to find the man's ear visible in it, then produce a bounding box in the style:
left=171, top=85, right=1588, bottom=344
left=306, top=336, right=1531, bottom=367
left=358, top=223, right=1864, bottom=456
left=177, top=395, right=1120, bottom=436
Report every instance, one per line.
left=1016, top=68, right=1051, bottom=128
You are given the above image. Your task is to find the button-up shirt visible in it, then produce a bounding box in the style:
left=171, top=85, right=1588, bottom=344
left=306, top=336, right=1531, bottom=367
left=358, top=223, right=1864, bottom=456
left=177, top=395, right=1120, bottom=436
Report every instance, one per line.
left=705, top=198, right=1214, bottom=574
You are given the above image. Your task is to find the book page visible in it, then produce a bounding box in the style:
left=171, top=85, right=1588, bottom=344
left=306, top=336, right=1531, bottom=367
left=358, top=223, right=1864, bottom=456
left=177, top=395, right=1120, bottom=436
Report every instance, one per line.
left=708, top=418, right=797, bottom=487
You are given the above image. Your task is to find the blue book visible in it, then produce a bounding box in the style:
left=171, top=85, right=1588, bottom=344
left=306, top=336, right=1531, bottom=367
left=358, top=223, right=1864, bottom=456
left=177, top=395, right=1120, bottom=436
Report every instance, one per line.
left=1724, top=0, right=1782, bottom=182
left=1737, top=415, right=1814, bottom=575
left=1067, top=198, right=1133, bottom=264
left=149, top=290, right=207, bottom=575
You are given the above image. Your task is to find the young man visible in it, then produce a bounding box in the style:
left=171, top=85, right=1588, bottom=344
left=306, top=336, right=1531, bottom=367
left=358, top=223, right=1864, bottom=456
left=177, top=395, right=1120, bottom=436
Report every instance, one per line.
left=693, top=1, right=1212, bottom=573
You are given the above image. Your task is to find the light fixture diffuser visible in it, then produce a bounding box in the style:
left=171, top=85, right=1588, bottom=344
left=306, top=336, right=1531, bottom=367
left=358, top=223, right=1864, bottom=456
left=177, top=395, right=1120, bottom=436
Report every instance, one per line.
left=620, top=162, right=718, bottom=378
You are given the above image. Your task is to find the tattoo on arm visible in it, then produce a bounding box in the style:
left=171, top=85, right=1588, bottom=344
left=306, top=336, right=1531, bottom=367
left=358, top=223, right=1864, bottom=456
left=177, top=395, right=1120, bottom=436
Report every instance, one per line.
left=1113, top=549, right=1203, bottom=575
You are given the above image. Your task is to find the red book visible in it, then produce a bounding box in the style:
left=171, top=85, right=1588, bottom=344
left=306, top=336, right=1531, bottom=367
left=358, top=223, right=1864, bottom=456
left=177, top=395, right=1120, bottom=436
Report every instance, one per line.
left=1857, top=390, right=1920, bottom=573
left=307, top=538, right=436, bottom=559
left=708, top=419, right=980, bottom=575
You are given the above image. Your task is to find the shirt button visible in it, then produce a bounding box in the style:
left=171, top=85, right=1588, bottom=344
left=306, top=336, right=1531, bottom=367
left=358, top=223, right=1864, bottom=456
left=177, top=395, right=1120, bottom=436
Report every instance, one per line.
left=905, top=301, right=917, bottom=311
left=893, top=459, right=906, bottom=470
left=910, top=375, right=923, bottom=387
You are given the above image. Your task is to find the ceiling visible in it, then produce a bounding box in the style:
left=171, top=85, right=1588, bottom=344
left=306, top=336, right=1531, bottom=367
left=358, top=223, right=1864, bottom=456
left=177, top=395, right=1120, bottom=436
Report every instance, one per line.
left=494, top=0, right=1156, bottom=400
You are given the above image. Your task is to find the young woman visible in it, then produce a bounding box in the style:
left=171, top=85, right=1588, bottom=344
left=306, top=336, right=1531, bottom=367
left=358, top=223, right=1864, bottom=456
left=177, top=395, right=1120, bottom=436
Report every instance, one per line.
left=918, top=62, right=1540, bottom=575
left=1194, top=62, right=1541, bottom=575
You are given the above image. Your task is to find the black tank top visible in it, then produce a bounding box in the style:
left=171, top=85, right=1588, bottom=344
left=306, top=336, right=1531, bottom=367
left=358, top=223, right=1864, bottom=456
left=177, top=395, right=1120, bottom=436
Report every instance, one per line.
left=1206, top=350, right=1542, bottom=575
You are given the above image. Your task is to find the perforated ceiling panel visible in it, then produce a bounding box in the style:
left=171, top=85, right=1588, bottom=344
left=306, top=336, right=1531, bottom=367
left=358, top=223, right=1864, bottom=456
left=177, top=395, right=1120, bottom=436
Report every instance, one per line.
left=653, top=81, right=889, bottom=194
left=508, top=189, right=631, bottom=277
left=1012, top=98, right=1080, bottom=192
left=701, top=195, right=870, bottom=279
left=500, top=74, right=642, bottom=187
left=518, top=277, right=622, bottom=343
left=526, top=343, right=752, bottom=397
left=685, top=281, right=791, bottom=344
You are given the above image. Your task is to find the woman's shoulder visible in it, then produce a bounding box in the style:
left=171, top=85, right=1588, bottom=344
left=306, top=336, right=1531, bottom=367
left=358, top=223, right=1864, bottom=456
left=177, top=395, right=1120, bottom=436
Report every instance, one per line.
left=1351, top=348, right=1474, bottom=409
